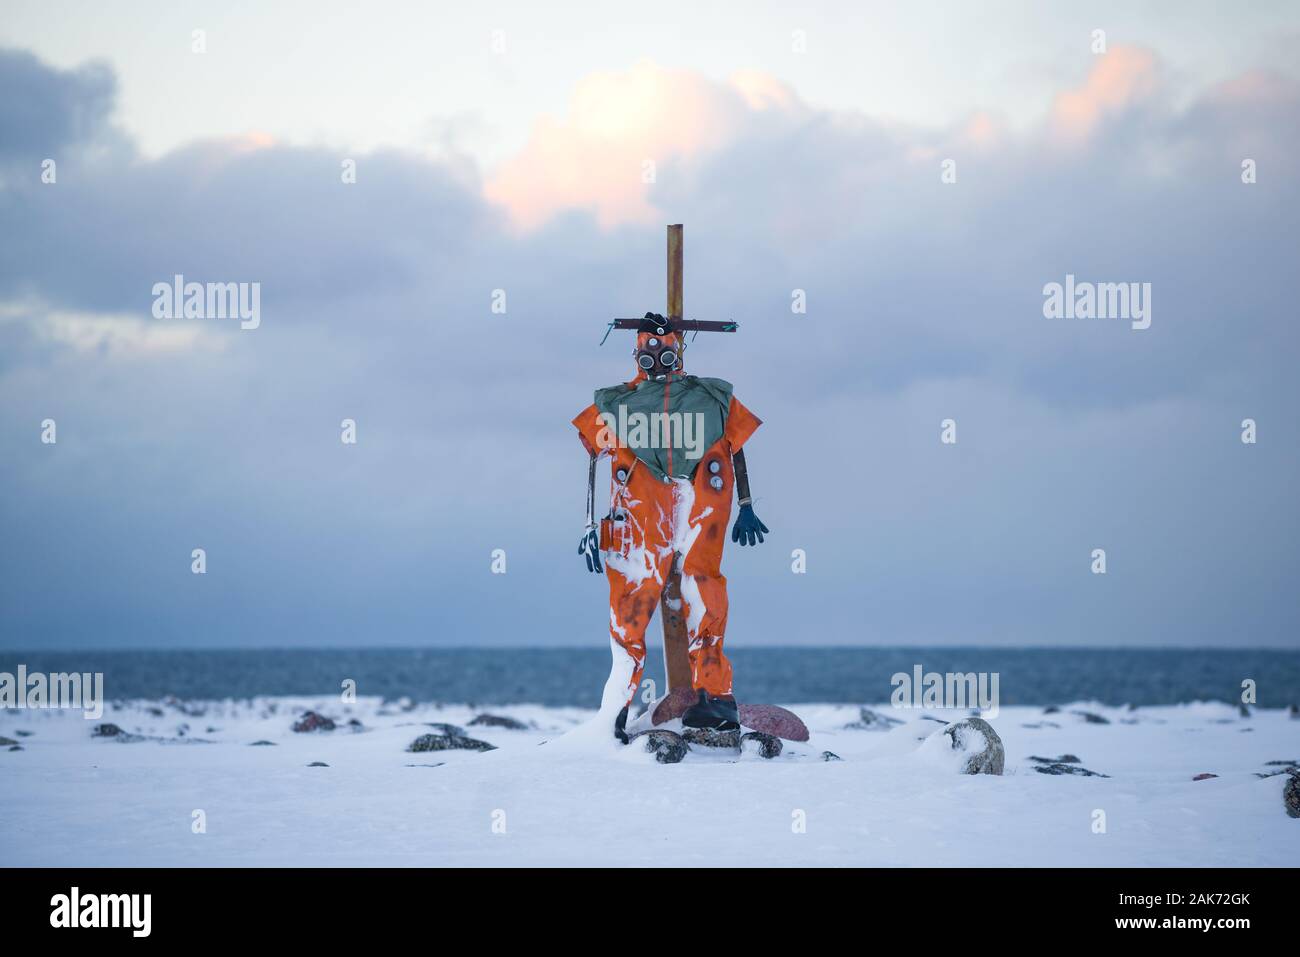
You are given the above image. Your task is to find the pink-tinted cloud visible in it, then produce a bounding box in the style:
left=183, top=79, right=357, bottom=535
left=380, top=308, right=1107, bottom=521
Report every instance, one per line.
left=1049, top=46, right=1159, bottom=143
left=485, top=59, right=800, bottom=229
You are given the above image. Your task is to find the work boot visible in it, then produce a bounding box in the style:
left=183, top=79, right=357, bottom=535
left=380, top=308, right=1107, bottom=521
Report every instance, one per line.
left=614, top=704, right=629, bottom=743
left=681, top=689, right=739, bottom=731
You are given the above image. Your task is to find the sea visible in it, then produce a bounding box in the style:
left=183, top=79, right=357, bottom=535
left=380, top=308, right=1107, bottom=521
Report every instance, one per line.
left=2, top=647, right=1298, bottom=708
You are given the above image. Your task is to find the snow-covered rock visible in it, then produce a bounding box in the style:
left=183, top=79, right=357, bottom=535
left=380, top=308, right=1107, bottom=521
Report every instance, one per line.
left=938, top=717, right=1005, bottom=775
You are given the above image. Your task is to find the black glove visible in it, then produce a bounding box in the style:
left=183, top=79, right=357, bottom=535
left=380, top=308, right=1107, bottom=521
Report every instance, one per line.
left=578, top=526, right=603, bottom=573
left=731, top=503, right=769, bottom=547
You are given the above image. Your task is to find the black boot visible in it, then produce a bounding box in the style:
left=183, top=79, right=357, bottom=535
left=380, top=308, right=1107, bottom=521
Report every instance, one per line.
left=614, top=704, right=629, bottom=743
left=681, top=689, right=739, bottom=731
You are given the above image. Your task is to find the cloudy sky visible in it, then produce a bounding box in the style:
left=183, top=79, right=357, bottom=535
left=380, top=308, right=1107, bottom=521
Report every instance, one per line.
left=1, top=1, right=1297, bottom=650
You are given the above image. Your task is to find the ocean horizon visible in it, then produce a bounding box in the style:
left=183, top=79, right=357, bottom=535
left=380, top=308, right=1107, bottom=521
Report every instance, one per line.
left=3, top=646, right=1297, bottom=708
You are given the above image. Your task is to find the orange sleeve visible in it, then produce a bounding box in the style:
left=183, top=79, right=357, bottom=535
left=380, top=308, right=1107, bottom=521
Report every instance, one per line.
left=723, top=395, right=761, bottom=452
left=572, top=403, right=613, bottom=456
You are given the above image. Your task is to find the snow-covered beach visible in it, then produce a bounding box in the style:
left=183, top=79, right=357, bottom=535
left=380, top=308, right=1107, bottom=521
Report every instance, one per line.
left=2, top=697, right=1295, bottom=867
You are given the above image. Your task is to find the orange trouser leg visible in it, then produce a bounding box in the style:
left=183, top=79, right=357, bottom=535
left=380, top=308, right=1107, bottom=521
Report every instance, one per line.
left=605, top=562, right=671, bottom=708
left=680, top=571, right=733, bottom=697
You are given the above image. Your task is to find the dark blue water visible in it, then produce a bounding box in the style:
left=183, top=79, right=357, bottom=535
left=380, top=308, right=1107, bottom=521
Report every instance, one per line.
left=1, top=647, right=1297, bottom=707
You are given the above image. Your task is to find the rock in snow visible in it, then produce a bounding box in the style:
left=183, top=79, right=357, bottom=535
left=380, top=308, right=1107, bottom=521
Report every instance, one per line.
left=636, top=730, right=688, bottom=764
left=682, top=728, right=740, bottom=749
left=468, top=713, right=530, bottom=730
left=739, top=731, right=782, bottom=759
left=1034, top=762, right=1109, bottom=777
left=407, top=732, right=495, bottom=753
left=291, top=712, right=335, bottom=733
left=1284, top=773, right=1300, bottom=819
left=423, top=722, right=467, bottom=737
left=943, top=718, right=1005, bottom=775
left=844, top=707, right=904, bottom=731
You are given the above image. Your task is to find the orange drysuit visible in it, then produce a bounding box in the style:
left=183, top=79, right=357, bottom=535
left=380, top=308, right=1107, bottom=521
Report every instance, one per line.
left=573, top=354, right=761, bottom=711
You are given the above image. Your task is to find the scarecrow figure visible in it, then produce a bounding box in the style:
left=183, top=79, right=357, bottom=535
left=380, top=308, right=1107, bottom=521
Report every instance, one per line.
left=573, top=233, right=769, bottom=741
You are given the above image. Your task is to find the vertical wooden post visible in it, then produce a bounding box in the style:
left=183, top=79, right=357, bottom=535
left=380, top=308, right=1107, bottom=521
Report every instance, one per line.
left=667, top=223, right=683, bottom=320
left=661, top=223, right=693, bottom=693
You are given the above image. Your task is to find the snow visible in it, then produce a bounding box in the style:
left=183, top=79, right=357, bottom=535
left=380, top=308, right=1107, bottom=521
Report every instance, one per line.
left=0, top=698, right=1295, bottom=866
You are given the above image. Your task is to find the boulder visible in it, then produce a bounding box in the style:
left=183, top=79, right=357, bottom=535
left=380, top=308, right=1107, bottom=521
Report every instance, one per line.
left=424, top=722, right=467, bottom=737
left=942, top=717, right=1004, bottom=775
left=406, top=732, right=495, bottom=753
left=468, top=713, right=530, bottom=731
left=636, top=730, right=687, bottom=764
left=1284, top=773, right=1300, bottom=819
left=1034, top=762, right=1108, bottom=777
left=682, top=728, right=740, bottom=749
left=844, top=707, right=904, bottom=731
left=739, top=731, right=782, bottom=759
left=292, top=711, right=336, bottom=733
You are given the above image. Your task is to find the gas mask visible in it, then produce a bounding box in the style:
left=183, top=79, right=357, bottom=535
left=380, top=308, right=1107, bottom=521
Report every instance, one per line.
left=635, top=335, right=681, bottom=376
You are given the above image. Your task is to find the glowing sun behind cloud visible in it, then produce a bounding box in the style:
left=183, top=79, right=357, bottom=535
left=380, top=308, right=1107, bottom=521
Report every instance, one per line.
left=485, top=59, right=799, bottom=229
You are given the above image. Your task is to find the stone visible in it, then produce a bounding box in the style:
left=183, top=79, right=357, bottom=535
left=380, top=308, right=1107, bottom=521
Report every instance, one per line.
left=1071, top=710, right=1110, bottom=725
left=406, top=732, right=495, bottom=753
left=0, top=736, right=17, bottom=747
left=1034, top=763, right=1109, bottom=777
left=291, top=711, right=335, bottom=733
left=682, top=728, right=740, bottom=749
left=469, top=713, right=530, bottom=730
left=739, top=731, right=782, bottom=759
left=249, top=740, right=277, bottom=746
left=821, top=751, right=843, bottom=762
left=307, top=761, right=329, bottom=767
left=1192, top=773, right=1218, bottom=781
left=1029, top=754, right=1081, bottom=765
left=943, top=717, right=1004, bottom=775
left=1284, top=773, right=1300, bottom=819
left=423, top=722, right=467, bottom=737
left=635, top=730, right=687, bottom=764
left=844, top=707, right=903, bottom=731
